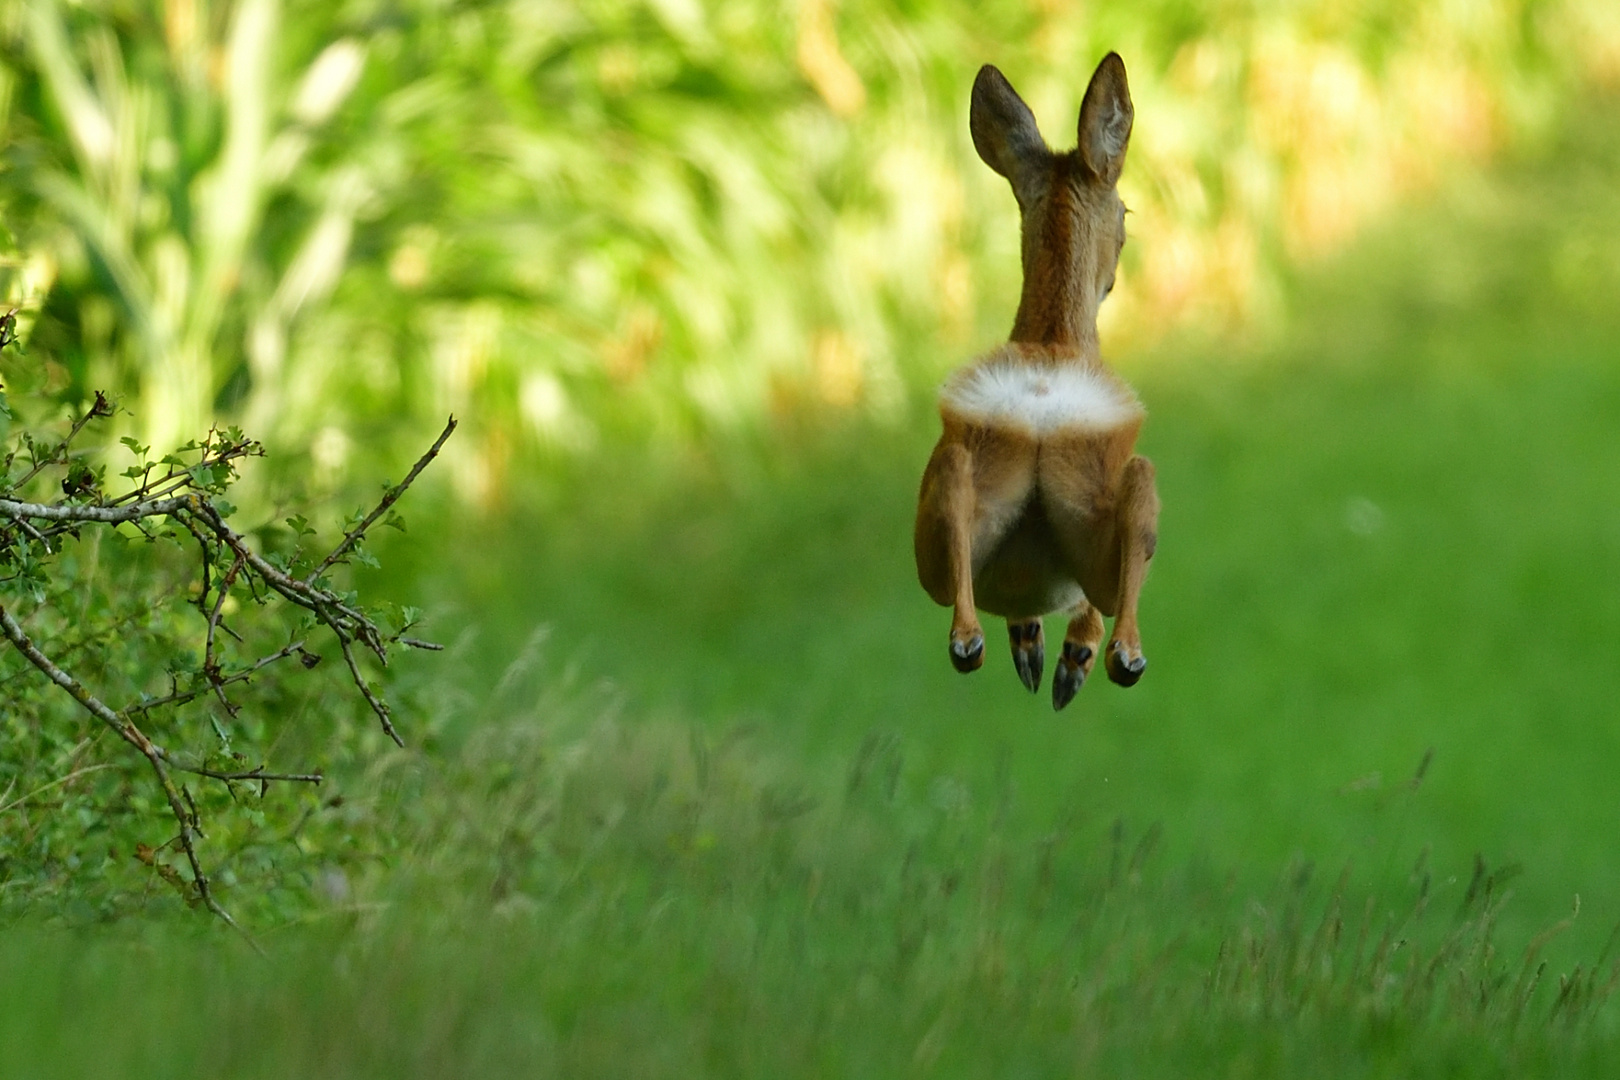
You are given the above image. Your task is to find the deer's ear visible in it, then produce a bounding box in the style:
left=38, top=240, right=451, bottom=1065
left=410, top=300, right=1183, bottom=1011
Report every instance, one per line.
left=971, top=65, right=1049, bottom=200
left=1077, top=52, right=1133, bottom=187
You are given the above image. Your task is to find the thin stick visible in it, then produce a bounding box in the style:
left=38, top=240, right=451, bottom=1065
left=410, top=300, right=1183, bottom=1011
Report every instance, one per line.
left=205, top=555, right=246, bottom=714
left=176, top=513, right=218, bottom=618
left=0, top=763, right=119, bottom=815
left=337, top=633, right=403, bottom=747
left=159, top=758, right=323, bottom=787
left=125, top=640, right=307, bottom=717
left=310, top=416, right=456, bottom=581
left=102, top=444, right=258, bottom=508
left=101, top=429, right=260, bottom=509
left=3, top=512, right=53, bottom=552
left=7, top=392, right=114, bottom=492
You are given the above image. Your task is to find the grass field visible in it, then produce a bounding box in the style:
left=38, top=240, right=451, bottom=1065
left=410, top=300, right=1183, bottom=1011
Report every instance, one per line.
left=7, top=98, right=1620, bottom=1078
left=435, top=96, right=1620, bottom=945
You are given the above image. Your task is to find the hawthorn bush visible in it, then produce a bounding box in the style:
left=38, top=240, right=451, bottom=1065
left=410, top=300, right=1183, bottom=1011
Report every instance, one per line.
left=0, top=314, right=452, bottom=933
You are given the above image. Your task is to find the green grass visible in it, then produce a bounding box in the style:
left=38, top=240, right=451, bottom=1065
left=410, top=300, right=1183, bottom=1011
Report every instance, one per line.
left=3, top=713, right=1618, bottom=1077
left=423, top=97, right=1620, bottom=953
left=9, top=98, right=1620, bottom=1080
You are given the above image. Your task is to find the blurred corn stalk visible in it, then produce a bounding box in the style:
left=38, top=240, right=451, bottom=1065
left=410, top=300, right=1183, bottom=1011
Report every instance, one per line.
left=0, top=0, right=369, bottom=458
left=2, top=0, right=1618, bottom=502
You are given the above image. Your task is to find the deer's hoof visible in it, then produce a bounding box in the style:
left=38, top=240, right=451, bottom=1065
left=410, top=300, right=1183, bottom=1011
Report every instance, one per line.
left=1051, top=642, right=1093, bottom=711
left=949, top=632, right=985, bottom=673
left=1105, top=641, right=1146, bottom=687
left=1008, top=620, right=1044, bottom=693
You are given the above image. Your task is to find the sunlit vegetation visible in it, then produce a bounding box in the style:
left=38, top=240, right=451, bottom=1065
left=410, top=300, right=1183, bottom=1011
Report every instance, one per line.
left=3, top=0, right=1618, bottom=499
left=5, top=1, right=1620, bottom=1075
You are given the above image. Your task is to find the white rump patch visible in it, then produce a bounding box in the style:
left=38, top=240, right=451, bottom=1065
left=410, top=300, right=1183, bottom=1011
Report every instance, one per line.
left=940, top=355, right=1141, bottom=435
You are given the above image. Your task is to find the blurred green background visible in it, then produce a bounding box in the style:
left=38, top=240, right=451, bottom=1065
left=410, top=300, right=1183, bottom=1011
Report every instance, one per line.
left=5, top=0, right=1620, bottom=1074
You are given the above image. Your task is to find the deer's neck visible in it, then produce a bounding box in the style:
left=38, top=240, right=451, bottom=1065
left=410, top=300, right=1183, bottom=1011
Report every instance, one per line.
left=1008, top=187, right=1101, bottom=358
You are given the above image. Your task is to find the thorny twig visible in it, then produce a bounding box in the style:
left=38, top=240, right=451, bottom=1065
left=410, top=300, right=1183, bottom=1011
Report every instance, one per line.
left=0, top=386, right=452, bottom=931
left=311, top=417, right=458, bottom=581
left=4, top=512, right=52, bottom=552
left=338, top=633, right=401, bottom=747
left=124, top=640, right=310, bottom=718
left=3, top=390, right=114, bottom=493
left=164, top=761, right=324, bottom=791
left=204, top=555, right=246, bottom=715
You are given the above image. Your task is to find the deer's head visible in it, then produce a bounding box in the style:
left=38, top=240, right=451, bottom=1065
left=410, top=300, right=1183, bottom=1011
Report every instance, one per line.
left=971, top=55, right=1133, bottom=353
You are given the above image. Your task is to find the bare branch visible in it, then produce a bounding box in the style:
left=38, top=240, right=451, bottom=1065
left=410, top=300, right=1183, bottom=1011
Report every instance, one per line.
left=0, top=494, right=193, bottom=524
left=204, top=556, right=246, bottom=715
left=160, top=759, right=323, bottom=788
left=3, top=512, right=54, bottom=552
left=190, top=501, right=389, bottom=661
left=338, top=633, right=403, bottom=747
left=174, top=512, right=219, bottom=617
left=0, top=604, right=148, bottom=752
left=310, top=416, right=457, bottom=581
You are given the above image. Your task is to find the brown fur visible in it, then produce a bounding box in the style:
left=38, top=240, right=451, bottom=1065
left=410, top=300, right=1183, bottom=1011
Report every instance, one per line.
left=914, top=55, right=1160, bottom=705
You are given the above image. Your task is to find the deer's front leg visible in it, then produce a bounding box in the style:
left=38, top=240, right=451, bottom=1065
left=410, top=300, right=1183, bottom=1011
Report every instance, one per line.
left=1105, top=455, right=1159, bottom=687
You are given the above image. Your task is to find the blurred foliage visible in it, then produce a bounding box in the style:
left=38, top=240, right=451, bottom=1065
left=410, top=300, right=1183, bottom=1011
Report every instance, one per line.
left=1, top=0, right=1619, bottom=506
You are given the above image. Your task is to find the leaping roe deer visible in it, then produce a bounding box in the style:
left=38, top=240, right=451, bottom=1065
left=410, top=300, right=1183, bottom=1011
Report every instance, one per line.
left=915, top=53, right=1159, bottom=710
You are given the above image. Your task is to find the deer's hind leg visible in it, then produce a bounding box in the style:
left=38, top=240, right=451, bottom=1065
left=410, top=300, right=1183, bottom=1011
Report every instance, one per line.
left=1040, top=438, right=1159, bottom=696
left=1103, top=455, right=1159, bottom=687
left=1050, top=600, right=1105, bottom=711
left=1007, top=617, right=1045, bottom=692
left=914, top=432, right=1038, bottom=674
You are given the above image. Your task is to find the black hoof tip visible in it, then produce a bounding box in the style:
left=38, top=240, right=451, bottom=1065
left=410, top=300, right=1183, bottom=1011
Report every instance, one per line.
left=1051, top=641, right=1092, bottom=711
left=1105, top=643, right=1146, bottom=688
left=1009, top=621, right=1044, bottom=693
left=950, top=634, right=984, bottom=673
left=1051, top=668, right=1080, bottom=711
left=1014, top=651, right=1044, bottom=693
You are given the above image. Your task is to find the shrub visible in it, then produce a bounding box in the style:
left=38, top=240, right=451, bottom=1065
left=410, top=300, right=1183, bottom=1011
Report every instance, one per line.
left=0, top=313, right=453, bottom=934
